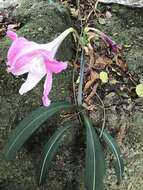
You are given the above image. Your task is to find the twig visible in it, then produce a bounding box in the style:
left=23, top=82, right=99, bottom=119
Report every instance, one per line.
left=94, top=0, right=99, bottom=10
left=85, top=0, right=99, bottom=24
left=60, top=109, right=86, bottom=125
left=85, top=82, right=98, bottom=102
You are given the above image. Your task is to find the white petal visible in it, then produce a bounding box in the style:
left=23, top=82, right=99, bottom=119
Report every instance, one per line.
left=19, top=71, right=45, bottom=95
left=29, top=56, right=46, bottom=75
left=19, top=56, right=46, bottom=94
left=40, top=27, right=74, bottom=58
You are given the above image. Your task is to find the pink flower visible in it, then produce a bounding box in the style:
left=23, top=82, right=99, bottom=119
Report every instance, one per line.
left=6, top=28, right=74, bottom=106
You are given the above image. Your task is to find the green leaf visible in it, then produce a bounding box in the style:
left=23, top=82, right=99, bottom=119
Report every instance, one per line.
left=82, top=114, right=106, bottom=190
left=3, top=101, right=73, bottom=160
left=38, top=123, right=73, bottom=184
left=136, top=83, right=143, bottom=97
left=97, top=128, right=124, bottom=184
left=77, top=50, right=85, bottom=105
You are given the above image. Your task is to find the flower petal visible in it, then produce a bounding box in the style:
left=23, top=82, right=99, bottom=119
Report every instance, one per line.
left=42, top=72, right=53, bottom=107
left=44, top=58, right=67, bottom=74
left=19, top=71, right=45, bottom=95
left=7, top=37, right=30, bottom=66
left=7, top=31, right=18, bottom=41
left=8, top=64, right=29, bottom=76
left=7, top=35, right=39, bottom=67
left=40, top=27, right=74, bottom=58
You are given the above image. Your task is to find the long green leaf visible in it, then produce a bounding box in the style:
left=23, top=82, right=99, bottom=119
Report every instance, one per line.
left=82, top=114, right=106, bottom=190
left=3, top=101, right=73, bottom=160
left=77, top=50, right=85, bottom=105
left=97, top=128, right=124, bottom=184
left=38, top=123, right=73, bottom=184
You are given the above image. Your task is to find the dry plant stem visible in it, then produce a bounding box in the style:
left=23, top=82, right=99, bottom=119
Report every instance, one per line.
left=85, top=27, right=105, bottom=39
left=95, top=92, right=106, bottom=137
left=84, top=70, right=99, bottom=92
left=85, top=0, right=99, bottom=23
left=94, top=0, right=99, bottom=10
left=60, top=109, right=86, bottom=126
left=86, top=9, right=94, bottom=23
left=85, top=83, right=98, bottom=102
left=88, top=43, right=95, bottom=68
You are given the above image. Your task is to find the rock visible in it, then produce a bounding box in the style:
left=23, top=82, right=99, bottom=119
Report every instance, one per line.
left=99, top=0, right=143, bottom=7
left=13, top=0, right=74, bottom=61
left=0, top=0, right=22, bottom=9
left=128, top=111, right=143, bottom=146
left=0, top=0, right=77, bottom=189
left=126, top=48, right=143, bottom=80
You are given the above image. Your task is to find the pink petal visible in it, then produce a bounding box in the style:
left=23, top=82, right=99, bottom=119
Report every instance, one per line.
left=7, top=31, right=18, bottom=41
left=7, top=64, right=29, bottom=75
left=42, top=52, right=67, bottom=73
left=42, top=72, right=53, bottom=107
left=11, top=50, right=41, bottom=71
left=7, top=37, right=37, bottom=67
left=45, top=59, right=67, bottom=73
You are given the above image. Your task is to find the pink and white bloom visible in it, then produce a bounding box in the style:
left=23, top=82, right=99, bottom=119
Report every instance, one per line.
left=6, top=28, right=74, bottom=106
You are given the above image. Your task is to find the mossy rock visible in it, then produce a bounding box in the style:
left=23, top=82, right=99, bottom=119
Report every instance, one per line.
left=13, top=0, right=74, bottom=61
left=0, top=1, right=80, bottom=189
left=0, top=0, right=75, bottom=103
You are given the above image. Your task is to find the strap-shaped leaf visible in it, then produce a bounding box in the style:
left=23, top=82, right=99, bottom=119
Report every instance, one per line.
left=77, top=50, right=85, bottom=105
left=97, top=128, right=124, bottom=184
left=82, top=114, right=106, bottom=190
left=3, top=101, right=73, bottom=160
left=38, top=123, right=73, bottom=184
